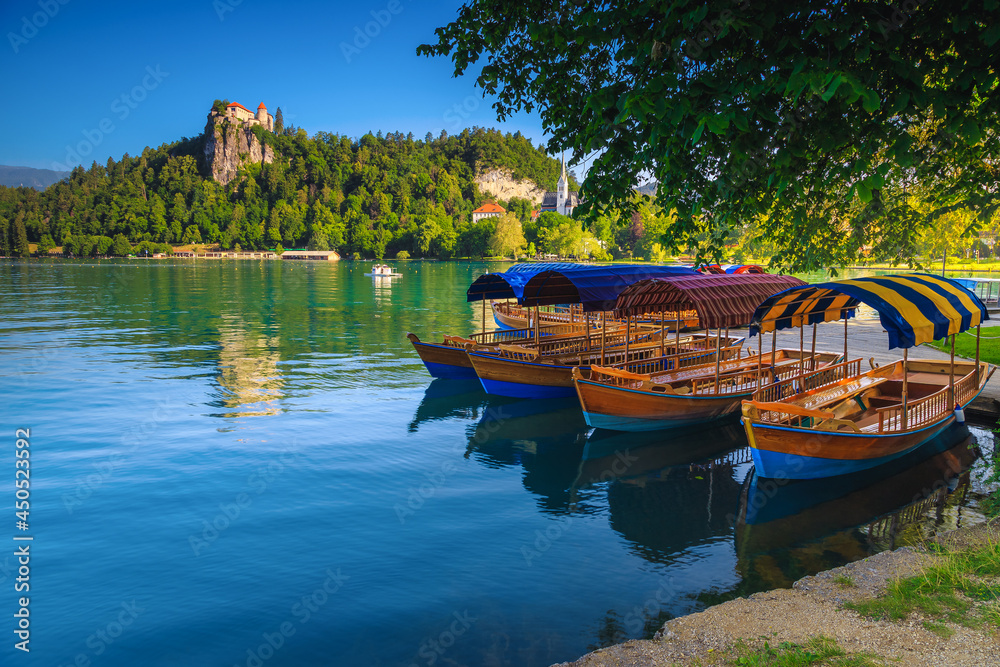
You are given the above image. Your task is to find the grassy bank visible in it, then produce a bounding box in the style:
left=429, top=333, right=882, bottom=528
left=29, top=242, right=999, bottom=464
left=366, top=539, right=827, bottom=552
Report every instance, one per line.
left=925, top=327, right=1000, bottom=366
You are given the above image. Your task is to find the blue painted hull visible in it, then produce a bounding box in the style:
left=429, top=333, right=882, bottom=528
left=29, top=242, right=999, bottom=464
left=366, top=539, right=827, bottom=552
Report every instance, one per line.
left=582, top=410, right=737, bottom=432
left=423, top=361, right=479, bottom=380
left=478, top=378, right=578, bottom=399
left=749, top=417, right=957, bottom=481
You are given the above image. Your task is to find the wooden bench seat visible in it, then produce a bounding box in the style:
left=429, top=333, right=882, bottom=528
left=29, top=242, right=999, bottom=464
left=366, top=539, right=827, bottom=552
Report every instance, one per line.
left=784, top=376, right=889, bottom=412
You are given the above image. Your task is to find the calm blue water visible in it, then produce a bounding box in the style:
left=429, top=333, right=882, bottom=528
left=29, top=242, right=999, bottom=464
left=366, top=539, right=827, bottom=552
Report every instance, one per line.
left=0, top=260, right=992, bottom=666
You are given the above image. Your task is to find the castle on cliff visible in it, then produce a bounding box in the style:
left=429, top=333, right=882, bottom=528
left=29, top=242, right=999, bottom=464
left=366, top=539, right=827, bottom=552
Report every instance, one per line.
left=223, top=102, right=274, bottom=131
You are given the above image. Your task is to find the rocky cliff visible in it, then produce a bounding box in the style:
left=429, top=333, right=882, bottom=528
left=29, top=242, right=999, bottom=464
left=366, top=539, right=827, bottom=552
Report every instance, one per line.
left=203, top=113, right=275, bottom=185
left=474, top=168, right=547, bottom=204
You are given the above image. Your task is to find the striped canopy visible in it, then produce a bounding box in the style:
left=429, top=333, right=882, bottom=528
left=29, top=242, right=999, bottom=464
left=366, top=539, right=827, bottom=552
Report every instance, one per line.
left=749, top=273, right=989, bottom=349
left=613, top=274, right=806, bottom=328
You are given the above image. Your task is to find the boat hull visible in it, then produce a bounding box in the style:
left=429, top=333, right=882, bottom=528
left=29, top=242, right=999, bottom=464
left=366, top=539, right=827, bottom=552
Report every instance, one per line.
left=407, top=334, right=477, bottom=379
left=576, top=379, right=743, bottom=431
left=468, top=352, right=578, bottom=398
left=745, top=416, right=958, bottom=480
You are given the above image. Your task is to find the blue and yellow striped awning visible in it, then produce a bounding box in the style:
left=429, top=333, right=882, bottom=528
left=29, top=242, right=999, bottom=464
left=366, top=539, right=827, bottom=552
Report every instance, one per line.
left=749, top=273, right=989, bottom=349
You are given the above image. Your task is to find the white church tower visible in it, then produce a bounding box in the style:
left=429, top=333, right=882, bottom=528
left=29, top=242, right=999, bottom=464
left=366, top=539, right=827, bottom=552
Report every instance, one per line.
left=556, top=155, right=568, bottom=215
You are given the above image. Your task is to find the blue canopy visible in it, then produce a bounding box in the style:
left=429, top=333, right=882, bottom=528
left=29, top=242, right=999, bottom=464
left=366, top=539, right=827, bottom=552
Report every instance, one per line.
left=520, top=265, right=702, bottom=312
left=466, top=263, right=591, bottom=302
left=750, top=273, right=989, bottom=349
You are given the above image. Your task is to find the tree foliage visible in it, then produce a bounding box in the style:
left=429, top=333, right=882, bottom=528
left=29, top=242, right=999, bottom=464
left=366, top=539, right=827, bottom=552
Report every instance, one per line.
left=0, top=124, right=576, bottom=260
left=421, top=0, right=1000, bottom=270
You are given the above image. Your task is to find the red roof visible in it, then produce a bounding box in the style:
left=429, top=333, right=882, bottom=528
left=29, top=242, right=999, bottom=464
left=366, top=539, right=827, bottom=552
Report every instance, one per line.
left=473, top=203, right=505, bottom=214
left=227, top=102, right=252, bottom=113
left=257, top=102, right=267, bottom=109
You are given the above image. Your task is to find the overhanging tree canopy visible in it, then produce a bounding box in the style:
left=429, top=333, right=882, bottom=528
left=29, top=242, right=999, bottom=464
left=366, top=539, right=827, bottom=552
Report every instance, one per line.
left=420, top=0, right=1000, bottom=270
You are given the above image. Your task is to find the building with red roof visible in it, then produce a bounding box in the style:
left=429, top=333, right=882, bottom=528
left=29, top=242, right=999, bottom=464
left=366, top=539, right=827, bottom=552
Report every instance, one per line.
left=472, top=202, right=506, bottom=223
left=223, top=101, right=274, bottom=131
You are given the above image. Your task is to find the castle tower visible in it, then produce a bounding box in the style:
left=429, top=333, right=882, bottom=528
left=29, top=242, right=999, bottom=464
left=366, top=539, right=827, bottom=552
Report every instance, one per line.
left=556, top=155, right=568, bottom=215
left=256, top=103, right=271, bottom=131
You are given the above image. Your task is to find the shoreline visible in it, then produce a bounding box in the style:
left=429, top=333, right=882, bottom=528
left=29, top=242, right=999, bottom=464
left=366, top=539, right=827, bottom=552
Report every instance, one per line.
left=559, top=518, right=1000, bottom=666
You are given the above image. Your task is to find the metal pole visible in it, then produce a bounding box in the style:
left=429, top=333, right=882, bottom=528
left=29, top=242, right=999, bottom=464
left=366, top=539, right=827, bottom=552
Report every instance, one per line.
left=625, top=316, right=631, bottom=361
left=844, top=314, right=848, bottom=361
left=675, top=313, right=681, bottom=356
left=810, top=322, right=817, bottom=371
left=600, top=311, right=606, bottom=365
left=756, top=331, right=762, bottom=392
left=902, top=347, right=908, bottom=429
left=714, top=327, right=722, bottom=390
left=771, top=326, right=776, bottom=375
left=660, top=310, right=665, bottom=358
left=482, top=298, right=486, bottom=336
left=799, top=317, right=804, bottom=383
left=950, top=333, right=956, bottom=406
left=534, top=305, right=540, bottom=347
left=976, top=324, right=982, bottom=387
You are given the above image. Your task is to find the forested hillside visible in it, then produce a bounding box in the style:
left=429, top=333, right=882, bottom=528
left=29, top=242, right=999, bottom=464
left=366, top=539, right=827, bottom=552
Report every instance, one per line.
left=0, top=122, right=596, bottom=259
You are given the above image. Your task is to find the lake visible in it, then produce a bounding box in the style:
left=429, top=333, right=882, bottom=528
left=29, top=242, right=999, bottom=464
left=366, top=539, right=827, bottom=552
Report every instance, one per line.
left=0, top=259, right=993, bottom=667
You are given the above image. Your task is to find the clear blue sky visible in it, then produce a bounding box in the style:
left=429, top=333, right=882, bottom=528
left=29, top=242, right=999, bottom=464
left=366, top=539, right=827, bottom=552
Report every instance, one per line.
left=0, top=0, right=556, bottom=172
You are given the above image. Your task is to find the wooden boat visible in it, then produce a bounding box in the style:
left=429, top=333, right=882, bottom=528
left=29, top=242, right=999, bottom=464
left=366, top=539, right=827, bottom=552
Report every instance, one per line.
left=571, top=273, right=817, bottom=430
left=469, top=332, right=745, bottom=398
left=491, top=300, right=699, bottom=332
left=575, top=349, right=842, bottom=431
left=741, top=273, right=995, bottom=480
left=407, top=320, right=625, bottom=379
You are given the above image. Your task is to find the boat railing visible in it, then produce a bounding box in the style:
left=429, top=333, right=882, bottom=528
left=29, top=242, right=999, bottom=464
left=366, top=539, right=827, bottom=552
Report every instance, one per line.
left=620, top=343, right=743, bottom=377
left=469, top=322, right=594, bottom=346
left=692, top=357, right=813, bottom=396
left=874, top=370, right=980, bottom=433
left=751, top=358, right=863, bottom=405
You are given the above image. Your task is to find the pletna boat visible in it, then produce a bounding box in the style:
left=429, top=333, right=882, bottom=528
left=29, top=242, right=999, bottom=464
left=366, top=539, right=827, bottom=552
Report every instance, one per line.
left=573, top=273, right=840, bottom=431
left=740, top=273, right=995, bottom=480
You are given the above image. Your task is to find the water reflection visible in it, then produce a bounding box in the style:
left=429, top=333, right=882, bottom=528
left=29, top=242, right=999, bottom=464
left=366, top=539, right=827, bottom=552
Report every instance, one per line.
left=408, top=379, right=497, bottom=432
left=211, top=316, right=285, bottom=417
left=466, top=397, right=591, bottom=514
left=735, top=424, right=983, bottom=590
left=577, top=423, right=748, bottom=487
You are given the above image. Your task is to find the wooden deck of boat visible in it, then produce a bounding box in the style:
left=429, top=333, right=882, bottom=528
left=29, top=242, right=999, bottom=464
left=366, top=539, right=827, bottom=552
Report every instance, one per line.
left=762, top=316, right=1000, bottom=419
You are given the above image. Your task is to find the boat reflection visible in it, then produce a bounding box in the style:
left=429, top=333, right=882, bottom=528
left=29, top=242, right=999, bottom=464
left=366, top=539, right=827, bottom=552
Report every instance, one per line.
left=408, top=379, right=501, bottom=432
left=735, top=424, right=982, bottom=590
left=467, top=397, right=590, bottom=514
left=576, top=423, right=748, bottom=487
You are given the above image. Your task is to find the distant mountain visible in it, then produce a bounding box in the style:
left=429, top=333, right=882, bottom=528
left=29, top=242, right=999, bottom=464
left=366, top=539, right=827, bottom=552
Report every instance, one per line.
left=0, top=165, right=70, bottom=190
left=637, top=181, right=657, bottom=197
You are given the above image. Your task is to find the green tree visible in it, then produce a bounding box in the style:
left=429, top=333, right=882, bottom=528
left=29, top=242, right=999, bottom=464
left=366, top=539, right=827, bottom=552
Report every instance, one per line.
left=421, top=1, right=1000, bottom=270
left=307, top=227, right=330, bottom=251
left=274, top=107, right=284, bottom=134
left=488, top=213, right=527, bottom=257
left=182, top=225, right=203, bottom=245
left=396, top=250, right=410, bottom=259
left=0, top=218, right=9, bottom=257
left=37, top=234, right=55, bottom=256
left=111, top=234, right=132, bottom=257
left=11, top=213, right=29, bottom=257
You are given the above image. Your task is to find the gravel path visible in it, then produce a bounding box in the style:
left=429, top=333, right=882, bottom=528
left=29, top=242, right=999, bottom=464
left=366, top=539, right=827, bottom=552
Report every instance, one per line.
left=558, top=521, right=1000, bottom=666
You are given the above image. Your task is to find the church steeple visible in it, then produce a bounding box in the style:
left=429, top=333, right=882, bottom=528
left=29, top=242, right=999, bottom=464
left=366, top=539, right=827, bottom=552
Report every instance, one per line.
left=556, top=154, right=568, bottom=214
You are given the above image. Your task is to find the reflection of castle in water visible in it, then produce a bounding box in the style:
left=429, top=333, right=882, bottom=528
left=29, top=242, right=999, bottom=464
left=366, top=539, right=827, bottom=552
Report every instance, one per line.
left=213, top=317, right=284, bottom=417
